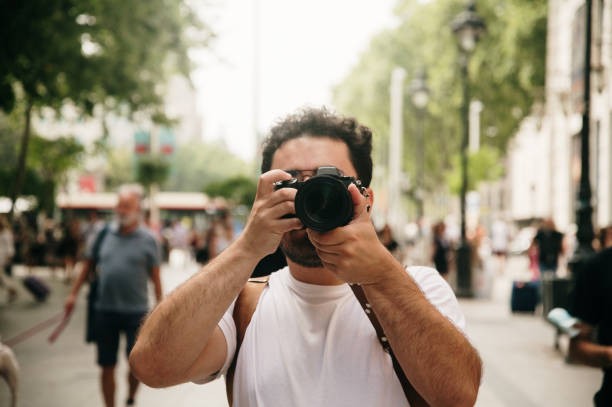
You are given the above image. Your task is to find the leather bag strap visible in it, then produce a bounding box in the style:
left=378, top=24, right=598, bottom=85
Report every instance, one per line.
left=349, top=283, right=429, bottom=407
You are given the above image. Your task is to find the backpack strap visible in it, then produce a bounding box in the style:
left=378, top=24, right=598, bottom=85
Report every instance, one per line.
left=88, top=224, right=109, bottom=281
left=225, top=276, right=269, bottom=405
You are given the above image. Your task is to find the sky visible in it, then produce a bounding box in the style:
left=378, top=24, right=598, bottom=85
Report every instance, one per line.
left=191, top=0, right=399, bottom=161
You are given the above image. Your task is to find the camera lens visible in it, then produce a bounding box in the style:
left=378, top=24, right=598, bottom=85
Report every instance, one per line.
left=295, top=176, right=353, bottom=232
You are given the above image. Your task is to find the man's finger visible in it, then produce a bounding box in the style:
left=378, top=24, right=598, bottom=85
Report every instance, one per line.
left=256, top=169, right=293, bottom=199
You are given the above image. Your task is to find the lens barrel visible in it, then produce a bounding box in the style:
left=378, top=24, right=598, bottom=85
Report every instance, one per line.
left=294, top=175, right=353, bottom=232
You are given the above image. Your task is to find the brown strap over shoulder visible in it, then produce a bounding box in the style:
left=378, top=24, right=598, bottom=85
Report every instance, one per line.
left=350, top=284, right=429, bottom=407
left=225, top=277, right=269, bottom=405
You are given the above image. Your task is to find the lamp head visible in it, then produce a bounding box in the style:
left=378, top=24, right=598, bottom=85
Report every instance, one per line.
left=452, top=1, right=486, bottom=54
left=409, top=70, right=430, bottom=110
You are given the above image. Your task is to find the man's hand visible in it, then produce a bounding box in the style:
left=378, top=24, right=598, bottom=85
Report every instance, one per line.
left=307, top=184, right=393, bottom=284
left=239, top=169, right=303, bottom=259
left=64, top=294, right=77, bottom=317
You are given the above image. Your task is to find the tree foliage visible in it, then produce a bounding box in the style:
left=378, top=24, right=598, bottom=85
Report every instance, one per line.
left=137, top=155, right=170, bottom=192
left=447, top=146, right=504, bottom=194
left=0, top=0, right=212, bottom=215
left=203, top=176, right=258, bottom=207
left=104, top=147, right=134, bottom=190
left=165, top=141, right=253, bottom=192
left=0, top=0, right=208, bottom=114
left=333, top=0, right=547, bottom=196
left=0, top=111, right=84, bottom=214
left=102, top=141, right=253, bottom=194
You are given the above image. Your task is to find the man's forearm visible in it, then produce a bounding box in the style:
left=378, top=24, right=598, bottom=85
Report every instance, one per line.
left=569, top=337, right=612, bottom=368
left=130, top=236, right=260, bottom=386
left=69, top=261, right=91, bottom=297
left=362, top=261, right=481, bottom=407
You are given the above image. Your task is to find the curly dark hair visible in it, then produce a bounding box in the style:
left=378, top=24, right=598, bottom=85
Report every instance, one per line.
left=260, top=107, right=373, bottom=187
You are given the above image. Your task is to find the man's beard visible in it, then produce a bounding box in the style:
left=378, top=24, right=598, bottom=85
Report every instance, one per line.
left=280, top=229, right=323, bottom=268
left=118, top=212, right=140, bottom=228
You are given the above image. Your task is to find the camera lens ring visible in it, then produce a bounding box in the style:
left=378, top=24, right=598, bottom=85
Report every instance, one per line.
left=295, top=175, right=353, bottom=232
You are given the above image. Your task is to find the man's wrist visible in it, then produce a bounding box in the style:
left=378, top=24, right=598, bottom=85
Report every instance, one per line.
left=359, top=249, right=405, bottom=287
left=233, top=234, right=269, bottom=262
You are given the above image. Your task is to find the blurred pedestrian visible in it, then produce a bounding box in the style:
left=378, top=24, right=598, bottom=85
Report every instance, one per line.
left=57, top=218, right=82, bottom=284
left=377, top=223, right=402, bottom=261
left=205, top=211, right=234, bottom=260
left=130, top=108, right=480, bottom=406
left=530, top=218, right=565, bottom=278
left=431, top=220, right=451, bottom=279
left=569, top=242, right=612, bottom=406
left=490, top=218, right=510, bottom=258
left=469, top=224, right=487, bottom=271
left=65, top=184, right=162, bottom=407
left=471, top=224, right=494, bottom=299
left=0, top=215, right=18, bottom=302
left=0, top=216, right=14, bottom=274
left=168, top=218, right=191, bottom=267
left=490, top=218, right=510, bottom=274
left=42, top=217, right=61, bottom=272
left=192, top=229, right=209, bottom=265
left=596, top=225, right=612, bottom=251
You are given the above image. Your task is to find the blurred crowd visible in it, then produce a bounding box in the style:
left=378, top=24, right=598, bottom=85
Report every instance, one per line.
left=0, top=208, right=244, bottom=303
left=157, top=209, right=236, bottom=267
left=377, top=216, right=612, bottom=299
left=3, top=206, right=612, bottom=304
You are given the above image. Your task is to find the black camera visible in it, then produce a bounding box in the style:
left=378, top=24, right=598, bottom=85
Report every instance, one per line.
left=274, top=166, right=363, bottom=232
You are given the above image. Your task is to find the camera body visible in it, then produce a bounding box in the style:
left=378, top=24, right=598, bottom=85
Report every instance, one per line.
left=274, top=166, right=363, bottom=232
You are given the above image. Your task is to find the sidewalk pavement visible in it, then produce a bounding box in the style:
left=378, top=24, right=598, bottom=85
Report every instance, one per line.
left=0, top=263, right=229, bottom=407
left=465, top=255, right=600, bottom=407
left=0, top=255, right=603, bottom=406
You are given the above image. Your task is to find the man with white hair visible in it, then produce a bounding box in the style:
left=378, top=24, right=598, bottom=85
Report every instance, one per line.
left=66, top=183, right=163, bottom=407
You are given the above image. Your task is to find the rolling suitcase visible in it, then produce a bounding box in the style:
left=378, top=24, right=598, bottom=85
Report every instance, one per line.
left=511, top=280, right=539, bottom=313
left=22, top=275, right=51, bottom=302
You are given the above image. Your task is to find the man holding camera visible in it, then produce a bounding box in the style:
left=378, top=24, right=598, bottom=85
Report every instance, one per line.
left=130, top=108, right=481, bottom=406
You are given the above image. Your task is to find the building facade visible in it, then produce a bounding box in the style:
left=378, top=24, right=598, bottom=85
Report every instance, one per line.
left=505, top=0, right=612, bottom=233
left=32, top=75, right=202, bottom=194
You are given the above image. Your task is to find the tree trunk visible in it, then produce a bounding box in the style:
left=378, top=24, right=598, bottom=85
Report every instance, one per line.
left=9, top=99, right=33, bottom=220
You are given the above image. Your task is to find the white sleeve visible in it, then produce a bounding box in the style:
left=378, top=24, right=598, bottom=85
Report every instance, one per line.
left=407, top=266, right=466, bottom=331
left=191, top=299, right=237, bottom=384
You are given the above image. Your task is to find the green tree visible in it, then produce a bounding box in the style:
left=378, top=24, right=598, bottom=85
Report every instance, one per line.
left=137, top=155, right=170, bottom=192
left=447, top=146, right=504, bottom=194
left=333, top=0, right=547, bottom=196
left=165, top=141, right=252, bottom=192
left=104, top=147, right=134, bottom=190
left=203, top=176, right=258, bottom=207
left=0, top=111, right=84, bottom=214
left=28, top=135, right=85, bottom=213
left=0, top=0, right=212, bottom=217
left=103, top=140, right=253, bottom=194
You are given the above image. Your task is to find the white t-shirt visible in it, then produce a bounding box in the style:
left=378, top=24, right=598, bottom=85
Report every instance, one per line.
left=206, top=266, right=466, bottom=407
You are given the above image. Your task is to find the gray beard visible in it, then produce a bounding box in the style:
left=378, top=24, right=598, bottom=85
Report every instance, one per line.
left=280, top=230, right=323, bottom=268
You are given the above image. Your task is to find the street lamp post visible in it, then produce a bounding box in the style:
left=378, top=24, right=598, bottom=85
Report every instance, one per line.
left=409, top=70, right=430, bottom=225
left=568, top=0, right=595, bottom=276
left=452, top=0, right=485, bottom=298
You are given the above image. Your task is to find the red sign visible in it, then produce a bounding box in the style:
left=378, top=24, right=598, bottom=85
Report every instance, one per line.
left=78, top=175, right=97, bottom=193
